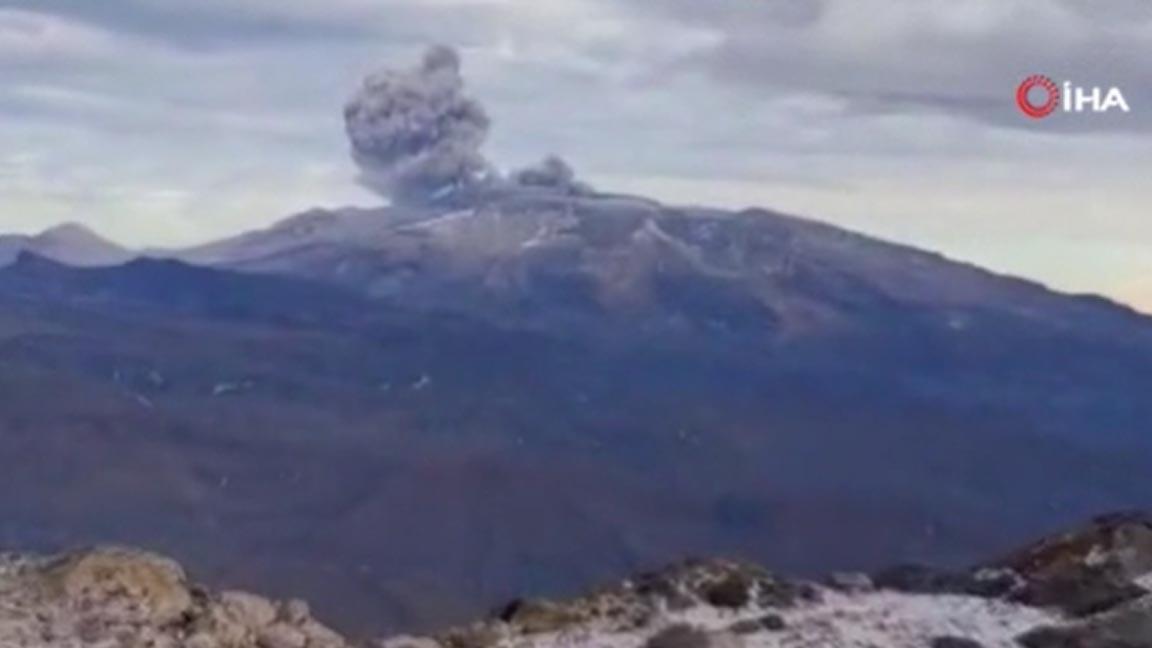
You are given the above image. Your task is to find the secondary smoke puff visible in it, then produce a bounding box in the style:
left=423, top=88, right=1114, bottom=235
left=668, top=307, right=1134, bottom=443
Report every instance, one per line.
left=345, top=46, right=492, bottom=205
left=511, top=156, right=592, bottom=196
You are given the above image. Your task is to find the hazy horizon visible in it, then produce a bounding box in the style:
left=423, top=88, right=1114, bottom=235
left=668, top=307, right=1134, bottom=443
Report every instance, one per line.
left=2, top=0, right=1150, bottom=311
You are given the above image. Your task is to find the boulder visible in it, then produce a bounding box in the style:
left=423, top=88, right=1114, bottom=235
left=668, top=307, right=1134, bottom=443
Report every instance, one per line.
left=494, top=598, right=581, bottom=634
left=703, top=574, right=753, bottom=610
left=279, top=599, right=312, bottom=626
left=644, top=624, right=713, bottom=648
left=1009, top=568, right=1147, bottom=617
left=1018, top=595, right=1152, bottom=648
left=258, top=623, right=308, bottom=648
left=41, top=547, right=194, bottom=625
left=220, top=591, right=279, bottom=630
left=1001, top=513, right=1152, bottom=585
left=826, top=572, right=873, bottom=592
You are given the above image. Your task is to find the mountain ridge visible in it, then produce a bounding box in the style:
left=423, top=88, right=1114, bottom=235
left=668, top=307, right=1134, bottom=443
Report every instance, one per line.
left=10, top=199, right=1149, bottom=324
left=153, top=196, right=1152, bottom=352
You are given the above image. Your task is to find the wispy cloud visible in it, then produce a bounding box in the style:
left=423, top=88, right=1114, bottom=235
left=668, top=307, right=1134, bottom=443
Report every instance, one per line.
left=0, top=7, right=125, bottom=58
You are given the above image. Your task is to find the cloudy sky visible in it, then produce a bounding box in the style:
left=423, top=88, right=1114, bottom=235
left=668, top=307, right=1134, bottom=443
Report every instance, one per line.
left=2, top=0, right=1150, bottom=310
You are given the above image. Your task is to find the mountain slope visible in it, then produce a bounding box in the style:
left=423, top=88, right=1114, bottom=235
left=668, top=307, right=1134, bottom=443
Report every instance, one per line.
left=2, top=241, right=1152, bottom=636
left=169, top=194, right=1148, bottom=343
left=6, top=195, right=1152, bottom=634
left=0, top=223, right=134, bottom=268
left=168, top=193, right=1152, bottom=454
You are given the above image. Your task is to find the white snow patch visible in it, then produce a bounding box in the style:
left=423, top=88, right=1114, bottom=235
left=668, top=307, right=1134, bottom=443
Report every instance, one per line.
left=401, top=209, right=474, bottom=232
left=212, top=381, right=252, bottom=396
left=506, top=588, right=1059, bottom=648
left=1084, top=544, right=1108, bottom=567
left=756, top=590, right=1057, bottom=648
left=520, top=222, right=555, bottom=250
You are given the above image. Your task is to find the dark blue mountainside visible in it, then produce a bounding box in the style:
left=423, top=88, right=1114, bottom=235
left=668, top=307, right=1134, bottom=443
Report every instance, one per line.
left=2, top=196, right=1152, bottom=637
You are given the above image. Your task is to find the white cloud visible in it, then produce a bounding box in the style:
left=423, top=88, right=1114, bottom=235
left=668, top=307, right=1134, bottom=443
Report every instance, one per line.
left=633, top=0, right=1152, bottom=132
left=0, top=8, right=122, bottom=58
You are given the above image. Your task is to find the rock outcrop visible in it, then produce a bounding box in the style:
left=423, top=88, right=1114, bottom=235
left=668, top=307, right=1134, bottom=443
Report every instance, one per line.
left=0, top=547, right=351, bottom=648
left=384, top=515, right=1152, bottom=648
left=393, top=558, right=1054, bottom=648
left=4, top=514, right=1152, bottom=647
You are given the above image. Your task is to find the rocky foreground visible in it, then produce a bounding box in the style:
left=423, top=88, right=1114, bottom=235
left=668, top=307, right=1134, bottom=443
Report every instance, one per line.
left=2, top=514, right=1151, bottom=648
left=0, top=548, right=349, bottom=648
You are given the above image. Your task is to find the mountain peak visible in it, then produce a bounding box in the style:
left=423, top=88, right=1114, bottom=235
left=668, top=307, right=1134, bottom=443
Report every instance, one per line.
left=18, top=222, right=134, bottom=267
left=36, top=221, right=102, bottom=241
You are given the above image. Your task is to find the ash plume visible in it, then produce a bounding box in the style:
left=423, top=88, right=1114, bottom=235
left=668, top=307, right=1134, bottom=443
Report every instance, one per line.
left=511, top=156, right=593, bottom=196
left=345, top=46, right=592, bottom=206
left=344, top=46, right=493, bottom=206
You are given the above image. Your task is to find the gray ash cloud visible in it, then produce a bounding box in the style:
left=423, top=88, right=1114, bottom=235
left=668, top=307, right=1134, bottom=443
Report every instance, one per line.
left=345, top=46, right=591, bottom=206
left=510, top=156, right=592, bottom=196
left=344, top=46, right=493, bottom=205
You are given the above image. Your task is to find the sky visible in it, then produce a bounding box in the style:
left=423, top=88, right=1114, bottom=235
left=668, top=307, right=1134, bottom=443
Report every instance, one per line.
left=1, top=0, right=1150, bottom=311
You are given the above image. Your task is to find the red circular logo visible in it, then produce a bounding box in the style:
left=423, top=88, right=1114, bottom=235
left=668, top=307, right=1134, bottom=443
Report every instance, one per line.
left=1017, top=75, right=1060, bottom=119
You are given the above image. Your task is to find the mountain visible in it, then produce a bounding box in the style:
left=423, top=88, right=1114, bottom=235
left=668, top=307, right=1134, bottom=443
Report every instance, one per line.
left=166, top=192, right=1152, bottom=454
left=168, top=193, right=1150, bottom=347
left=3, top=194, right=1152, bottom=636
left=3, top=513, right=1151, bottom=647
left=0, top=223, right=134, bottom=268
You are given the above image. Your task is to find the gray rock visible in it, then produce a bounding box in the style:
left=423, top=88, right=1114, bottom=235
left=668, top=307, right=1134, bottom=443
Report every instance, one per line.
left=644, top=624, right=713, bottom=648
left=0, top=548, right=352, bottom=648
left=703, top=575, right=752, bottom=610
left=300, top=619, right=347, bottom=648
left=259, top=623, right=308, bottom=648
left=220, top=591, right=279, bottom=629
left=728, top=614, right=785, bottom=635
left=280, top=599, right=312, bottom=626
left=826, top=572, right=873, bottom=592
left=185, top=633, right=222, bottom=648
left=1017, top=594, right=1152, bottom=648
